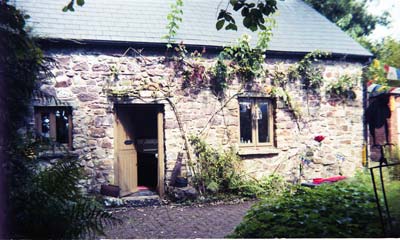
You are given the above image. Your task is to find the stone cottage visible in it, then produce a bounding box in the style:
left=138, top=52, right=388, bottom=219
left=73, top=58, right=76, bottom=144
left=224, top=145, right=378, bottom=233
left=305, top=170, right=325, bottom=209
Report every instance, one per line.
left=15, top=0, right=372, bottom=197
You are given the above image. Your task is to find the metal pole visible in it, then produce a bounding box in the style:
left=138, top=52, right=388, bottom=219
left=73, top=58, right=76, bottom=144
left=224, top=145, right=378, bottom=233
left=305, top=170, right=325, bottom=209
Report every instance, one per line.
left=370, top=167, right=386, bottom=235
left=379, top=164, right=393, bottom=232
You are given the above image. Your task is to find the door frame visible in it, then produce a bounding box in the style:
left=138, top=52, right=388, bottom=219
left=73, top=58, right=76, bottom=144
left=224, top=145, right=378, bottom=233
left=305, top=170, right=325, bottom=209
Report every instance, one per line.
left=113, top=104, right=165, bottom=197
left=157, top=110, right=165, bottom=197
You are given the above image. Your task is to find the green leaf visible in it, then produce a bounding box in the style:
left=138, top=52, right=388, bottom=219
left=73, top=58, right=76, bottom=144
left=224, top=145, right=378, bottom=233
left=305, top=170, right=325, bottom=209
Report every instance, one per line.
left=243, top=16, right=252, bottom=28
left=249, top=24, right=258, bottom=32
left=225, top=23, right=238, bottom=31
left=216, top=19, right=225, bottom=30
left=217, top=10, right=226, bottom=20
left=224, top=13, right=235, bottom=23
left=77, top=0, right=85, bottom=6
left=63, top=2, right=75, bottom=12
left=232, top=2, right=243, bottom=11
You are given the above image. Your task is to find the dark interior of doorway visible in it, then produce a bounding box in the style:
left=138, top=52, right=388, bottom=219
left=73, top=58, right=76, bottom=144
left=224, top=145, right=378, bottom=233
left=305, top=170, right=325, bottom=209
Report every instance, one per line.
left=125, top=104, right=159, bottom=191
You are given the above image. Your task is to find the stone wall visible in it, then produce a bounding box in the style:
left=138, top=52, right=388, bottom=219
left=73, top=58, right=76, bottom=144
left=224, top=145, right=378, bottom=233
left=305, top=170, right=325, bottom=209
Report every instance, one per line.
left=32, top=47, right=366, bottom=192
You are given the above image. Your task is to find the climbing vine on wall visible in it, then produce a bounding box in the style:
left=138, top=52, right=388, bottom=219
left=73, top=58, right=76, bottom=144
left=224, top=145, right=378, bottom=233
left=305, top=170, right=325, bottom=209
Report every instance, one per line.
left=210, top=55, right=228, bottom=98
left=269, top=64, right=302, bottom=120
left=288, top=50, right=331, bottom=92
left=267, top=51, right=343, bottom=121
left=325, top=74, right=357, bottom=100
left=162, top=0, right=184, bottom=49
left=222, top=34, right=266, bottom=82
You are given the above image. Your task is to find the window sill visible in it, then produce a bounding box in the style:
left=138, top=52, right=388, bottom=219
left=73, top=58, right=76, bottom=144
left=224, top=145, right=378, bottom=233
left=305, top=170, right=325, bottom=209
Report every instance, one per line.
left=238, top=146, right=279, bottom=156
left=38, top=149, right=77, bottom=160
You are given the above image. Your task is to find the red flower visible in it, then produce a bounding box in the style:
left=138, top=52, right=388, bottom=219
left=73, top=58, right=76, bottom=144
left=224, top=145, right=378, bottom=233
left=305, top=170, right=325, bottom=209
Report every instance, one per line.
left=314, top=135, right=325, bottom=142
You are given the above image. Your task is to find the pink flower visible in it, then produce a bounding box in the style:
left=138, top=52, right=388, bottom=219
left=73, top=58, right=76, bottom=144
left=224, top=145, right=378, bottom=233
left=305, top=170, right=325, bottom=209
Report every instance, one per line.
left=314, top=135, right=325, bottom=143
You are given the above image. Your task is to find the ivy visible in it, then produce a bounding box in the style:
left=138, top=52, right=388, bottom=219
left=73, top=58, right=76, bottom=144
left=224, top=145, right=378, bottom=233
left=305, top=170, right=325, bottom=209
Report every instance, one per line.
left=325, top=74, right=357, bottom=100
left=222, top=34, right=265, bottom=81
left=270, top=64, right=302, bottom=120
left=162, top=0, right=184, bottom=49
left=210, top=56, right=228, bottom=97
left=288, top=50, right=331, bottom=92
left=218, top=20, right=274, bottom=83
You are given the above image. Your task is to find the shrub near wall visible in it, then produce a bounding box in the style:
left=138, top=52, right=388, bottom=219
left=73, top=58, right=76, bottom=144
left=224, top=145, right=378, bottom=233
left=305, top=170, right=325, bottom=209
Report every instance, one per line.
left=188, top=136, right=288, bottom=199
left=230, top=174, right=383, bottom=238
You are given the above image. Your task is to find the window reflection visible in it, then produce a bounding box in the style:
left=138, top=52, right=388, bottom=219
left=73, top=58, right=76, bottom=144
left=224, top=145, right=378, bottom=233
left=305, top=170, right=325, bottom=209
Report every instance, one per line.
left=56, top=110, right=69, bottom=143
left=240, top=99, right=252, bottom=144
left=258, top=102, right=269, bottom=143
left=41, top=113, right=50, bottom=138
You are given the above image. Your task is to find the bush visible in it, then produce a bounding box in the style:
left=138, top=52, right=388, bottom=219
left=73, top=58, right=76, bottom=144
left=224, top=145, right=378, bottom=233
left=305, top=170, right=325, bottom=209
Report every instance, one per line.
left=230, top=176, right=383, bottom=238
left=9, top=138, right=117, bottom=238
left=189, top=136, right=288, bottom=198
left=229, top=174, right=288, bottom=198
left=384, top=145, right=400, bottom=180
left=189, top=136, right=243, bottom=195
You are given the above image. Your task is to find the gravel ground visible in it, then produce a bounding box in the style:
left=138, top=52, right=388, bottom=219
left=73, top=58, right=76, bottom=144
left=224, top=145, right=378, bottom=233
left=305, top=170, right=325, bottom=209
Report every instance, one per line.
left=101, top=200, right=256, bottom=239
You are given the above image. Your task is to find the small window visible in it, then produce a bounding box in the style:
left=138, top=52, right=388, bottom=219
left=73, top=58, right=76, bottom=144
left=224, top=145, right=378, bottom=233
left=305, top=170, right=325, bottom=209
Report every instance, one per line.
left=34, top=106, right=73, bottom=149
left=239, top=98, right=274, bottom=146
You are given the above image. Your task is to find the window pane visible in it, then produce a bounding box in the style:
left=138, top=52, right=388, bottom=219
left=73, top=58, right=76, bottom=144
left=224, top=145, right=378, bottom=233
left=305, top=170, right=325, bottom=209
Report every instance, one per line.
left=41, top=113, right=50, bottom=139
left=257, top=101, right=269, bottom=143
left=239, top=99, right=252, bottom=144
left=56, top=109, right=69, bottom=143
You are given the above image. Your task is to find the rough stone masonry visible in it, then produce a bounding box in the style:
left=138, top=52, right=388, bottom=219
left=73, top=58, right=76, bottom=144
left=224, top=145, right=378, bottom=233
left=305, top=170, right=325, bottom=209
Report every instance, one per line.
left=30, top=48, right=365, bottom=193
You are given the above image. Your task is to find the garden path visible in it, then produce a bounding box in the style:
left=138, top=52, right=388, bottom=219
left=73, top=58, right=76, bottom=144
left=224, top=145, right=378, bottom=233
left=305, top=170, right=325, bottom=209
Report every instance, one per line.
left=103, top=200, right=256, bottom=239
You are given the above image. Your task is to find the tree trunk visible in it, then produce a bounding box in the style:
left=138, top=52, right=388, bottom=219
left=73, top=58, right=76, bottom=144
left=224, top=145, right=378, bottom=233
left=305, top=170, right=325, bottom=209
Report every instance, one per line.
left=0, top=4, right=10, bottom=236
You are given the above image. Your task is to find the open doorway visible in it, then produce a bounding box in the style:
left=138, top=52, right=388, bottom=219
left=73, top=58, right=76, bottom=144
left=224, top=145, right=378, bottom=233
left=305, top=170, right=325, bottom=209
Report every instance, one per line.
left=114, top=104, right=164, bottom=197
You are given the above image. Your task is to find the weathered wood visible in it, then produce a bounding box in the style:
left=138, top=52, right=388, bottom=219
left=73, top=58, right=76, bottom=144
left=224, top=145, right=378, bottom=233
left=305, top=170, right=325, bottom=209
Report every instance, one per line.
left=157, top=110, right=165, bottom=197
left=115, top=106, right=138, bottom=196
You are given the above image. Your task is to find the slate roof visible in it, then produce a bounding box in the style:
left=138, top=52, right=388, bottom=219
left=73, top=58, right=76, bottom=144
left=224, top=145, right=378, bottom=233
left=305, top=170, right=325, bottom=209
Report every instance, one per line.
left=14, top=0, right=372, bottom=57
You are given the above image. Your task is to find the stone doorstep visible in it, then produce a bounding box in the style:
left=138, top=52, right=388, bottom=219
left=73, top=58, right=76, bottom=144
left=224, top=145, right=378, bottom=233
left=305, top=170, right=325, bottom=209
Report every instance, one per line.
left=122, top=195, right=162, bottom=208
left=104, top=191, right=162, bottom=208
left=122, top=195, right=160, bottom=202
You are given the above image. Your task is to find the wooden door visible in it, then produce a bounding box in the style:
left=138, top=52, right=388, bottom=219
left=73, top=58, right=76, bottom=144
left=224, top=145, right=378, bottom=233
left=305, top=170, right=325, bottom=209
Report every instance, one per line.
left=115, top=107, right=138, bottom=196
left=157, top=110, right=165, bottom=197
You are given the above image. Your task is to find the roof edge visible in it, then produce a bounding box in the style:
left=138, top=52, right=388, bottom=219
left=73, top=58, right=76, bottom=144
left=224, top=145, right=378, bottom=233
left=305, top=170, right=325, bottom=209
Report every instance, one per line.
left=37, top=38, right=373, bottom=62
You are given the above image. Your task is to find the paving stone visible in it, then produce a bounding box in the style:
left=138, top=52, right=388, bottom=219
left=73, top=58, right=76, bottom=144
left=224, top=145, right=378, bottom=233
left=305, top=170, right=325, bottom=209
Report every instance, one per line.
left=102, top=200, right=256, bottom=239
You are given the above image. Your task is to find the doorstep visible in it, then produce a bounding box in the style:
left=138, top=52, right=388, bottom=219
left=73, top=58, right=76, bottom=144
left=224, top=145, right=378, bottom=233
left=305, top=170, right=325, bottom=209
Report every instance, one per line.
left=103, top=189, right=161, bottom=208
